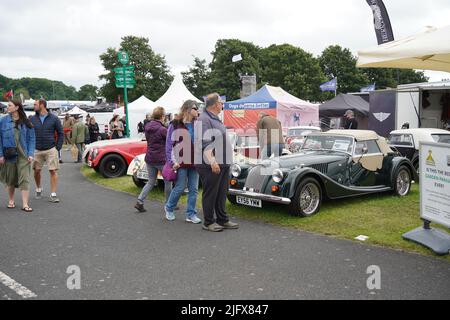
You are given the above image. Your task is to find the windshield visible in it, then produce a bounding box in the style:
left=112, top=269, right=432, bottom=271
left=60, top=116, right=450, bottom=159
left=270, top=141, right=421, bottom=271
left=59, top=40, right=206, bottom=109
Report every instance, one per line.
left=388, top=134, right=413, bottom=146
left=288, top=129, right=319, bottom=137
left=237, top=136, right=258, bottom=147
left=227, top=132, right=237, bottom=147
left=431, top=134, right=450, bottom=144
left=302, top=135, right=354, bottom=153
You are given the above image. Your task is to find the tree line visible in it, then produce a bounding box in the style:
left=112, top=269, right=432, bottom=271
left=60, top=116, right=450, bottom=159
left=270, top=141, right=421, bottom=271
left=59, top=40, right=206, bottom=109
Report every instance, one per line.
left=98, top=36, right=428, bottom=103
left=2, top=35, right=428, bottom=103
left=0, top=74, right=98, bottom=102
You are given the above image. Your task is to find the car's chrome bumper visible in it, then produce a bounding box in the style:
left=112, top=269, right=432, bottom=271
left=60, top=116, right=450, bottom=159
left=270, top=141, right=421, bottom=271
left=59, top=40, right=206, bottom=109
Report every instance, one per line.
left=228, top=189, right=291, bottom=205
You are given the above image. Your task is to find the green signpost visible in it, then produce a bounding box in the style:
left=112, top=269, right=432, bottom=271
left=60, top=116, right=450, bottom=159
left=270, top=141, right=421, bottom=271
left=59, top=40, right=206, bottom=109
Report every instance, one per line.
left=115, top=51, right=134, bottom=137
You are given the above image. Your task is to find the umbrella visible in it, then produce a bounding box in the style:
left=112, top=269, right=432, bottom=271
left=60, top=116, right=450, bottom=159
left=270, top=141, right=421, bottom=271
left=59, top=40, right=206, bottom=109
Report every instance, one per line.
left=357, top=25, right=450, bottom=73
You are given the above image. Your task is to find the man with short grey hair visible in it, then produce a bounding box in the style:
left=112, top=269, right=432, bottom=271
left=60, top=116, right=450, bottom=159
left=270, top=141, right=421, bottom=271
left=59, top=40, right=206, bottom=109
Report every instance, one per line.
left=344, top=110, right=358, bottom=129
left=195, top=93, right=239, bottom=232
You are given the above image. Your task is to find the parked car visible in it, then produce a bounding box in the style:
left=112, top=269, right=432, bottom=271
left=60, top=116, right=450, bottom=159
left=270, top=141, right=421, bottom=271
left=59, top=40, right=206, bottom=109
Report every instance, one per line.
left=388, top=128, right=450, bottom=172
left=228, top=130, right=417, bottom=217
left=87, top=140, right=147, bottom=178
left=82, top=138, right=143, bottom=164
left=285, top=126, right=321, bottom=153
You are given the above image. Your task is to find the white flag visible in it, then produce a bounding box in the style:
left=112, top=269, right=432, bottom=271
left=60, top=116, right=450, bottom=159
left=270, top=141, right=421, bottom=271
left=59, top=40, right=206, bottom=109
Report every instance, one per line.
left=232, top=54, right=242, bottom=63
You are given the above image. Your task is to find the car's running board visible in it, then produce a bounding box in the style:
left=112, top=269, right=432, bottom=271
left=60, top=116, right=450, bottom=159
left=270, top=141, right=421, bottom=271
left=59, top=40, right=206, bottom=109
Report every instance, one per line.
left=348, top=186, right=391, bottom=192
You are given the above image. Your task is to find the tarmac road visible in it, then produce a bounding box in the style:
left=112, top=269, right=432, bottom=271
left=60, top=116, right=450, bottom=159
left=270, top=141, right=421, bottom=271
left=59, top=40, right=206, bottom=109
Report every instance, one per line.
left=0, top=152, right=449, bottom=300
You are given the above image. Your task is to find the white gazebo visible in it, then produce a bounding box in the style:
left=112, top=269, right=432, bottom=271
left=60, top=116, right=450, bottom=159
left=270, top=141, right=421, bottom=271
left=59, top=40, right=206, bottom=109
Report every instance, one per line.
left=66, top=106, right=87, bottom=116
left=112, top=95, right=156, bottom=138
left=154, top=74, right=201, bottom=115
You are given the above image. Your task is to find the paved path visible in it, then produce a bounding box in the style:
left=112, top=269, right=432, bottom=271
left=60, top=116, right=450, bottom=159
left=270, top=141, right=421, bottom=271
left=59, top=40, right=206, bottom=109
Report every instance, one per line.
left=1, top=153, right=449, bottom=300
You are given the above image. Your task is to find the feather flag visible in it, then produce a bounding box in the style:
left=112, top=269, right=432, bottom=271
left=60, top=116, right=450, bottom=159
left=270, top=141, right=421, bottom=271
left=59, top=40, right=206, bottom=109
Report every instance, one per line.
left=366, top=0, right=394, bottom=44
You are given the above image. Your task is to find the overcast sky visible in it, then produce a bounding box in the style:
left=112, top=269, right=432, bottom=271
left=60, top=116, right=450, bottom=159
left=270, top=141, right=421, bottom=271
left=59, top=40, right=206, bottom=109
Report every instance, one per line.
left=0, top=0, right=449, bottom=90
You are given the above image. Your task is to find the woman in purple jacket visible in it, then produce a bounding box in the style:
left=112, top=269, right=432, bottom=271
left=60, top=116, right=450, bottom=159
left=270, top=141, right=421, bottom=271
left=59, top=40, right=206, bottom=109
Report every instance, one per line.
left=164, top=100, right=201, bottom=223
left=134, top=107, right=172, bottom=212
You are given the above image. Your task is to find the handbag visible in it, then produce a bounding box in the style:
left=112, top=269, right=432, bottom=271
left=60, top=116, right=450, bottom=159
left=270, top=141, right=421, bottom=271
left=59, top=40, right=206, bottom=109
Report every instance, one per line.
left=70, top=145, right=79, bottom=160
left=3, top=147, right=18, bottom=160
left=162, top=162, right=177, bottom=182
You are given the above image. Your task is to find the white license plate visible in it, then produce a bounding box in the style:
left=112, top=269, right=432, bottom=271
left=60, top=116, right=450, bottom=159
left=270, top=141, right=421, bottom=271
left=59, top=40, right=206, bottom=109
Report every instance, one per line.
left=136, top=171, right=148, bottom=180
left=88, top=160, right=93, bottom=167
left=236, top=196, right=262, bottom=208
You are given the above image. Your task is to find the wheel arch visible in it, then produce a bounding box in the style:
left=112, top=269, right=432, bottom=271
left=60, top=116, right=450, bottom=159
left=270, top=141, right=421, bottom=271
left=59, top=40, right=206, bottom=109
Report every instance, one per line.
left=286, top=169, right=328, bottom=200
left=390, top=158, right=416, bottom=186
left=99, top=152, right=127, bottom=166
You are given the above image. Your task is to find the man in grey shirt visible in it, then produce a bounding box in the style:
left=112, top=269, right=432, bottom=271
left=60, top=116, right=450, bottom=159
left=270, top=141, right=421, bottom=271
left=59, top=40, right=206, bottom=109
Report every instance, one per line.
left=194, top=93, right=239, bottom=232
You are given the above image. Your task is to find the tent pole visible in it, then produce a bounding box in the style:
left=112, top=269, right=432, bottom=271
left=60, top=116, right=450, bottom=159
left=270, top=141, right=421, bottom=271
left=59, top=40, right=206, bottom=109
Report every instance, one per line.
left=335, top=76, right=338, bottom=97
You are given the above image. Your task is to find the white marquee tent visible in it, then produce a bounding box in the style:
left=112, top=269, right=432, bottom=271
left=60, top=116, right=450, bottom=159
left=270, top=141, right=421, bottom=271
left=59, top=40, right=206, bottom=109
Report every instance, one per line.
left=155, top=74, right=201, bottom=114
left=66, top=106, right=87, bottom=116
left=112, top=95, right=156, bottom=138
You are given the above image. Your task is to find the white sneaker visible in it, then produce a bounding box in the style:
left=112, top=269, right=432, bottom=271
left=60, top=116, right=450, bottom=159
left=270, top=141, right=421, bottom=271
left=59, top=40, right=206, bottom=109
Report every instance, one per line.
left=186, top=215, right=202, bottom=224
left=164, top=206, right=175, bottom=221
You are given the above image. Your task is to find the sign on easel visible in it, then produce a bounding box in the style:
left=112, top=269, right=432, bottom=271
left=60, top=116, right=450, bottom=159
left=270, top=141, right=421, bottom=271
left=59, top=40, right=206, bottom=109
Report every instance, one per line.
left=420, top=142, right=450, bottom=227
left=403, top=142, right=450, bottom=255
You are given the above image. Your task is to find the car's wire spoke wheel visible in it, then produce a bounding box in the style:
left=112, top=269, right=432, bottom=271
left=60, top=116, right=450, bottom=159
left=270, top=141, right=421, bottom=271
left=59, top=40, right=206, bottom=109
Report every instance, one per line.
left=396, top=168, right=411, bottom=196
left=299, top=183, right=320, bottom=215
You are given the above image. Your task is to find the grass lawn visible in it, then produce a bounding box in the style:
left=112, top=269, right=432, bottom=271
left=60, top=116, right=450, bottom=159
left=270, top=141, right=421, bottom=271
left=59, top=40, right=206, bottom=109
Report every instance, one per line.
left=81, top=166, right=450, bottom=260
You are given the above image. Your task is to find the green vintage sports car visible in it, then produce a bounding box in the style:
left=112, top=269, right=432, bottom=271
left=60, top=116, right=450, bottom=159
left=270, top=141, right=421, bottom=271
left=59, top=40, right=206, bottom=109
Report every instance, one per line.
left=228, top=130, right=417, bottom=217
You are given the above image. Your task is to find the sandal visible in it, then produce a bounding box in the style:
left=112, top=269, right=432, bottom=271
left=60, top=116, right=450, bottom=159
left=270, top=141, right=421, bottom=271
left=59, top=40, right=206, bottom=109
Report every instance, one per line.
left=7, top=202, right=15, bottom=209
left=22, top=207, right=33, bottom=213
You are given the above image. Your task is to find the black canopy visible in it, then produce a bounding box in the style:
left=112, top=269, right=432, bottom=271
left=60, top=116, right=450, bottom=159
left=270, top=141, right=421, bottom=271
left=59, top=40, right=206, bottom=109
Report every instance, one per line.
left=319, top=93, right=370, bottom=118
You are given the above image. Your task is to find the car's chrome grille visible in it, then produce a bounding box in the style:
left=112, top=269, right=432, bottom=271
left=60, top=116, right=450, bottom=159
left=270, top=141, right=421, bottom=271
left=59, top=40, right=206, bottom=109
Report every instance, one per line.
left=243, top=166, right=266, bottom=194
left=308, top=163, right=328, bottom=174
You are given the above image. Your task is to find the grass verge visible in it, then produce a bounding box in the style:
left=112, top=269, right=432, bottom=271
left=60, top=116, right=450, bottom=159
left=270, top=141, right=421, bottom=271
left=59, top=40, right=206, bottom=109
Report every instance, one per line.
left=81, top=166, right=450, bottom=261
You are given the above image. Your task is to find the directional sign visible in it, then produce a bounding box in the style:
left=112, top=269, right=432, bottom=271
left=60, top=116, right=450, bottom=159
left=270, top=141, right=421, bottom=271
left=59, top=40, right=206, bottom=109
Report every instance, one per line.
left=115, top=83, right=136, bottom=89
left=115, top=83, right=135, bottom=89
left=114, top=65, right=134, bottom=72
left=116, top=84, right=134, bottom=89
left=116, top=76, right=136, bottom=83
left=115, top=74, right=134, bottom=79
left=115, top=71, right=135, bottom=77
left=116, top=51, right=132, bottom=137
left=118, top=51, right=129, bottom=65
left=115, top=77, right=136, bottom=84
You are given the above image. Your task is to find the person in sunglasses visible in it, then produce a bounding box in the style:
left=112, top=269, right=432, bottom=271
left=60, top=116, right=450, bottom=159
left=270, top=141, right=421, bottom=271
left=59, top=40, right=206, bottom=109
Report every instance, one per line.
left=163, top=100, right=201, bottom=223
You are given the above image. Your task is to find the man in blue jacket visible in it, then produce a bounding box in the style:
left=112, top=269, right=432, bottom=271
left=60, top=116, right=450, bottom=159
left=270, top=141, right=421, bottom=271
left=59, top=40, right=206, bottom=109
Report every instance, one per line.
left=30, top=99, right=64, bottom=203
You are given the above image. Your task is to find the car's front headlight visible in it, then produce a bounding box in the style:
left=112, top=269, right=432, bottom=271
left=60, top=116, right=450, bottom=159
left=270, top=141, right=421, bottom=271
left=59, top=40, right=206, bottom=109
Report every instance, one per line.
left=272, top=169, right=284, bottom=183
left=91, top=148, right=99, bottom=160
left=231, top=164, right=242, bottom=178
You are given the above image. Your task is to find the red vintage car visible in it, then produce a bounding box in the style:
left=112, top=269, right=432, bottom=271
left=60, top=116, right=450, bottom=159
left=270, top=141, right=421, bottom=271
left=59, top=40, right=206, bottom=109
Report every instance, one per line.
left=87, top=140, right=147, bottom=178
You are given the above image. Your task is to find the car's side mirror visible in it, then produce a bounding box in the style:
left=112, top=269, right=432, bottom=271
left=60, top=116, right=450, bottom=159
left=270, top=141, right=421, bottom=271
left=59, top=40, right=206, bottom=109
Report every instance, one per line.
left=362, top=147, right=369, bottom=155
left=355, top=147, right=369, bottom=165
